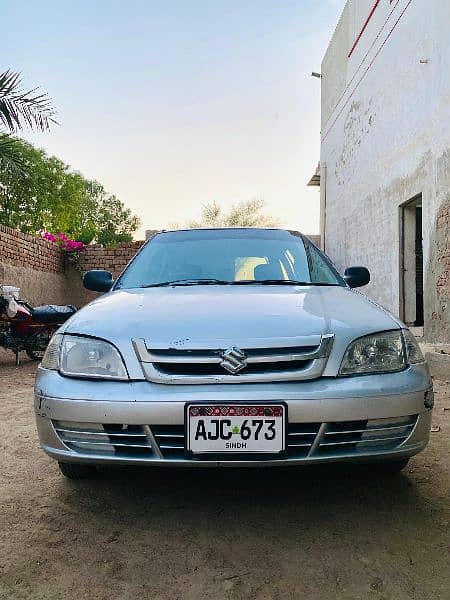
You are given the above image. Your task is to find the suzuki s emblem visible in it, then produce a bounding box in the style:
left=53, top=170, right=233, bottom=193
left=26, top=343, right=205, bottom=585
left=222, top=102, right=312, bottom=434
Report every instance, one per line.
left=220, top=347, right=247, bottom=374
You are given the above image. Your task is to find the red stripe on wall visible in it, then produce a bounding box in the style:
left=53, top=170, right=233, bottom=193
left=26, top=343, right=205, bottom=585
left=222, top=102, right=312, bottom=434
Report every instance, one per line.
left=348, top=0, right=382, bottom=58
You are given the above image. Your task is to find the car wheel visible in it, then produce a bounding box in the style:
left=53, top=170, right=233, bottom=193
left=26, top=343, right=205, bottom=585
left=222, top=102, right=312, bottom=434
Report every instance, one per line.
left=373, top=458, right=410, bottom=474
left=58, top=462, right=96, bottom=479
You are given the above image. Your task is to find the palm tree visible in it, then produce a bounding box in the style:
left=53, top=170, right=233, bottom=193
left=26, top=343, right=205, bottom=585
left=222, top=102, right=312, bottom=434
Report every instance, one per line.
left=0, top=70, right=56, bottom=172
left=0, top=70, right=56, bottom=132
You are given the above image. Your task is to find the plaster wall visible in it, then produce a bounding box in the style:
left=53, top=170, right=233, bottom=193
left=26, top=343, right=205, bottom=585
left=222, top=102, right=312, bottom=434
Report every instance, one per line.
left=321, top=0, right=450, bottom=342
left=0, top=264, right=68, bottom=307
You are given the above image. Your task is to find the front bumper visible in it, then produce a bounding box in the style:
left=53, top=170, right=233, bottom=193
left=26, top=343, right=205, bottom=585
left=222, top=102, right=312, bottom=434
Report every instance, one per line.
left=34, top=364, right=433, bottom=467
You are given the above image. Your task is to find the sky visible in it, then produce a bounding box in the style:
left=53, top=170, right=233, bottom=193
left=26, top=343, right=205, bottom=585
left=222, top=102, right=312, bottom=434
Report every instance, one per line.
left=3, top=0, right=344, bottom=237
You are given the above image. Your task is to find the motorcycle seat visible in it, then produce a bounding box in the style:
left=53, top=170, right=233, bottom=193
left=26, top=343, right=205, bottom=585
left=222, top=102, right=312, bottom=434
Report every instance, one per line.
left=32, top=305, right=77, bottom=324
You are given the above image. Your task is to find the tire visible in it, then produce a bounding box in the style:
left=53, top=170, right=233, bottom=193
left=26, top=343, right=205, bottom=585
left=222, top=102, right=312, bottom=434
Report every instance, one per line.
left=373, top=457, right=410, bottom=474
left=58, top=462, right=96, bottom=480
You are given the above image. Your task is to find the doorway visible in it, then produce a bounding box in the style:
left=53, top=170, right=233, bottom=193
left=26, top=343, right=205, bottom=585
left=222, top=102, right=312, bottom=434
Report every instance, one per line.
left=401, top=195, right=424, bottom=326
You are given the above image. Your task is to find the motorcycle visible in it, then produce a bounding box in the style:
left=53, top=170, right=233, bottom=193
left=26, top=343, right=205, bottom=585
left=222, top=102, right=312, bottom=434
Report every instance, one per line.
left=0, top=285, right=77, bottom=366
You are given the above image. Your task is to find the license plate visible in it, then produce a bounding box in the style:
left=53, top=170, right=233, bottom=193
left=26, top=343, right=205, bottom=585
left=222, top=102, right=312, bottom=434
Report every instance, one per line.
left=186, top=404, right=286, bottom=454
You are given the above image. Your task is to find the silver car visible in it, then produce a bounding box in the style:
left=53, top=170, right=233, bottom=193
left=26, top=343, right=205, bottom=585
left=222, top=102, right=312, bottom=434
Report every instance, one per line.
left=35, top=228, right=433, bottom=479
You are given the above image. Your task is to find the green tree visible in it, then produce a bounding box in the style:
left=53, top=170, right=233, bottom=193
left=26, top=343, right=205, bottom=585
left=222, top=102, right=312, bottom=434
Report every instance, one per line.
left=0, top=70, right=56, bottom=172
left=0, top=71, right=139, bottom=246
left=78, top=181, right=141, bottom=246
left=0, top=141, right=66, bottom=231
left=177, top=198, right=279, bottom=229
left=0, top=138, right=140, bottom=246
left=0, top=135, right=26, bottom=174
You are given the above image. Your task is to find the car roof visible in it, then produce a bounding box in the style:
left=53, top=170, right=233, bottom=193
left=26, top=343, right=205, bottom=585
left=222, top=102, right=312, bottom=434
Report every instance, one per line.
left=156, top=227, right=303, bottom=235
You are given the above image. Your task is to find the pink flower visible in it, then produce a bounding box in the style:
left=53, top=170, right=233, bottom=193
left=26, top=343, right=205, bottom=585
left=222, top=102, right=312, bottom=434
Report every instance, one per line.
left=43, top=232, right=57, bottom=242
left=63, top=239, right=86, bottom=253
left=39, top=230, right=85, bottom=253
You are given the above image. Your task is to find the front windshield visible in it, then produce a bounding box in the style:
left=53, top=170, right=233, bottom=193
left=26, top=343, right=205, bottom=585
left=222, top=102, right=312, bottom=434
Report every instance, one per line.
left=115, top=229, right=344, bottom=289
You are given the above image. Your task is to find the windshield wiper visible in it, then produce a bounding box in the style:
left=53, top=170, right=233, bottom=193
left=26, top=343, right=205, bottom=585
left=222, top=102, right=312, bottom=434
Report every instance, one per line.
left=232, top=280, right=342, bottom=286
left=142, top=278, right=341, bottom=288
left=231, top=279, right=310, bottom=285
left=141, top=278, right=231, bottom=288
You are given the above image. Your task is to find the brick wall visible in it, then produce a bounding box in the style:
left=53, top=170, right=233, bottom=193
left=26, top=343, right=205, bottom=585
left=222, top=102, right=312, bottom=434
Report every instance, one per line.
left=0, top=224, right=67, bottom=306
left=0, top=226, right=153, bottom=306
left=79, top=241, right=145, bottom=278
left=0, top=226, right=149, bottom=306
left=67, top=241, right=147, bottom=306
left=0, top=224, right=64, bottom=273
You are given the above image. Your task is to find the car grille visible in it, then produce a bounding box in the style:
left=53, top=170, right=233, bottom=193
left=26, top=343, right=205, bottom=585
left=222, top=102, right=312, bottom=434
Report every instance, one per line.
left=287, top=422, right=322, bottom=458
left=132, top=335, right=334, bottom=384
left=151, top=425, right=185, bottom=459
left=158, top=360, right=314, bottom=376
left=52, top=421, right=153, bottom=457
left=315, top=415, right=418, bottom=456
left=53, top=415, right=417, bottom=461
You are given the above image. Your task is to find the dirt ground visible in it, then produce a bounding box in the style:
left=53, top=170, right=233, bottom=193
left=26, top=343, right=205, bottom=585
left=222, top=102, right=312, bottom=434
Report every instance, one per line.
left=0, top=349, right=448, bottom=600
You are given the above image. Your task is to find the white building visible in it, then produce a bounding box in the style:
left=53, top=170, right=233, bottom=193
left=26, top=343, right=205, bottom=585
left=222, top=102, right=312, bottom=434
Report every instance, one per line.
left=318, top=0, right=450, bottom=343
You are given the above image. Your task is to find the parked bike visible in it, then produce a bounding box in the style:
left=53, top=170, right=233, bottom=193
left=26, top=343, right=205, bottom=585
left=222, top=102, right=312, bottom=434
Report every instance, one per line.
left=0, top=286, right=76, bottom=365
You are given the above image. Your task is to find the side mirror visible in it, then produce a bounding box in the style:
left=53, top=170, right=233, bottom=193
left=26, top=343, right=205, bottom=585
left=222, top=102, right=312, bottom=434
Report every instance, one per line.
left=344, top=266, right=370, bottom=288
left=83, top=270, right=114, bottom=292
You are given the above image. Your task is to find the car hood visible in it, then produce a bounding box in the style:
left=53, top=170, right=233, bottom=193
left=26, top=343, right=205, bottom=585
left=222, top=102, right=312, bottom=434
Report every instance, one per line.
left=63, top=286, right=401, bottom=378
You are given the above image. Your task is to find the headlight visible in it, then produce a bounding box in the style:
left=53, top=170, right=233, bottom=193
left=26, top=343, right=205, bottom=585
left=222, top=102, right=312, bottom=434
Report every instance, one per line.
left=41, top=333, right=63, bottom=370
left=402, top=328, right=425, bottom=364
left=42, top=334, right=128, bottom=380
left=339, top=330, right=406, bottom=376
